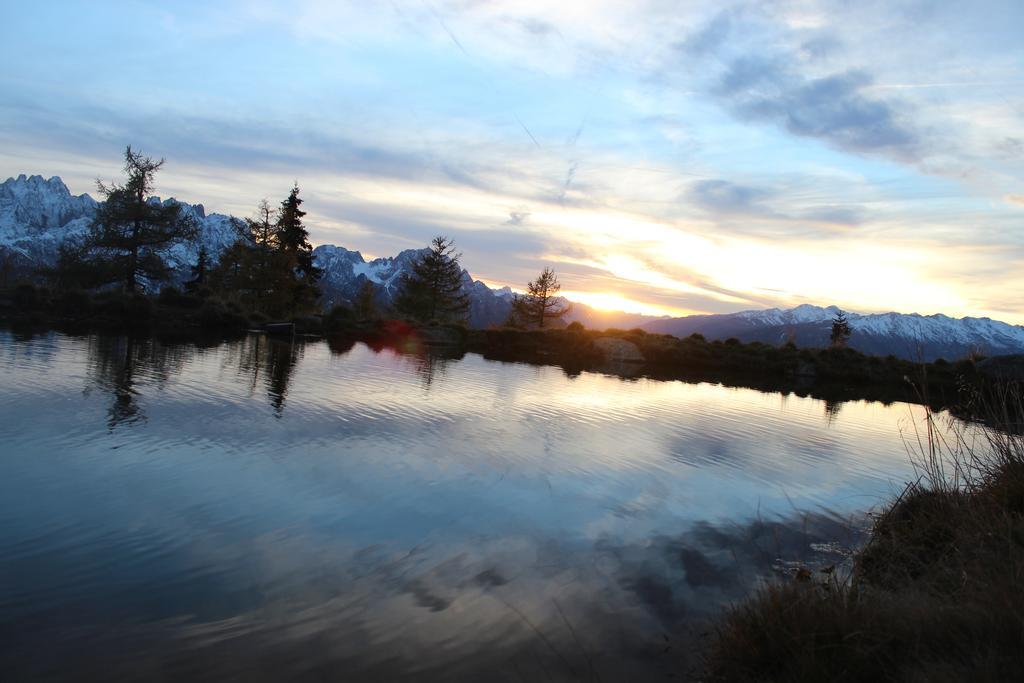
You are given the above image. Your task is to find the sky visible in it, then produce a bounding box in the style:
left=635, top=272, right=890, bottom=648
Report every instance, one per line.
left=1, top=1, right=1022, bottom=322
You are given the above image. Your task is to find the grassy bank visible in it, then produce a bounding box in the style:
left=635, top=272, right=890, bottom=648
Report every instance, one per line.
left=704, top=389, right=1024, bottom=681
left=464, top=325, right=974, bottom=411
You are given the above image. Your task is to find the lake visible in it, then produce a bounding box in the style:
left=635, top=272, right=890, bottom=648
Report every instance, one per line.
left=0, top=329, right=930, bottom=681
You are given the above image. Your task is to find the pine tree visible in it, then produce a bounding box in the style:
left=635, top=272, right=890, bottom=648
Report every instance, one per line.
left=185, top=246, right=209, bottom=293
left=237, top=199, right=287, bottom=308
left=354, top=279, right=378, bottom=320
left=511, top=267, right=571, bottom=328
left=90, top=146, right=198, bottom=291
left=394, top=236, right=470, bottom=323
left=830, top=309, right=852, bottom=347
left=275, top=185, right=321, bottom=315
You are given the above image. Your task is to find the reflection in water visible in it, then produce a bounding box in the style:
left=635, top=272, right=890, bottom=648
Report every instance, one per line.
left=0, top=330, right=930, bottom=681
left=227, top=334, right=304, bottom=416
left=824, top=398, right=843, bottom=425
left=85, top=336, right=190, bottom=429
left=329, top=330, right=465, bottom=389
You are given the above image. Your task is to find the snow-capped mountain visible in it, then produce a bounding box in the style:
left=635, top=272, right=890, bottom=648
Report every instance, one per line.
left=313, top=244, right=513, bottom=328
left=0, top=175, right=97, bottom=270
left=0, top=175, right=239, bottom=282
left=643, top=304, right=1024, bottom=361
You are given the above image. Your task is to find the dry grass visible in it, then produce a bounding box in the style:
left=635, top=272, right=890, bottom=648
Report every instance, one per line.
left=705, top=384, right=1024, bottom=682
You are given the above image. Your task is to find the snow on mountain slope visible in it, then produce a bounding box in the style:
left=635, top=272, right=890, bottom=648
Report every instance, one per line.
left=0, top=175, right=97, bottom=264
left=0, top=175, right=240, bottom=283
left=646, top=304, right=1024, bottom=360
left=732, top=304, right=1024, bottom=350
left=736, top=304, right=841, bottom=326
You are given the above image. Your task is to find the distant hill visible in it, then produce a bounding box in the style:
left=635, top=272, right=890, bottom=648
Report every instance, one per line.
left=642, top=304, right=1024, bottom=362
left=3, top=174, right=1023, bottom=360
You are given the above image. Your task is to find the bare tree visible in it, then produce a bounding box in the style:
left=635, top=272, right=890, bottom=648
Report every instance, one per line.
left=511, top=267, right=571, bottom=328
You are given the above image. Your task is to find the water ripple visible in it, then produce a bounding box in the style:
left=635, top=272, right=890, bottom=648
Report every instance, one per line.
left=0, top=330, right=933, bottom=680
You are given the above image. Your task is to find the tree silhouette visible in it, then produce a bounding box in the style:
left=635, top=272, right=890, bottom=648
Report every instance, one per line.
left=510, top=267, right=571, bottom=328
left=275, top=185, right=321, bottom=316
left=185, top=245, right=209, bottom=293
left=394, top=236, right=469, bottom=323
left=354, top=279, right=378, bottom=320
left=208, top=187, right=321, bottom=318
left=90, top=146, right=198, bottom=291
left=830, top=309, right=852, bottom=348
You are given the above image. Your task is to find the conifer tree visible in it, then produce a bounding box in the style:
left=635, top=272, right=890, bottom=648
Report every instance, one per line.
left=830, top=309, right=852, bottom=347
left=185, top=245, right=208, bottom=293
left=394, top=236, right=470, bottom=323
left=90, top=146, right=198, bottom=291
left=275, top=185, right=321, bottom=315
left=237, top=199, right=288, bottom=307
left=511, top=267, right=571, bottom=328
left=354, top=279, right=378, bottom=320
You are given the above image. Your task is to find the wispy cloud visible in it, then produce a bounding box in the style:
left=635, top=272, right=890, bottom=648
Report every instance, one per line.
left=714, top=62, right=919, bottom=160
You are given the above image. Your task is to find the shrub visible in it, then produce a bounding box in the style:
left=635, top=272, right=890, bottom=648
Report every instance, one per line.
left=12, top=282, right=39, bottom=309
left=158, top=286, right=203, bottom=309
left=324, top=304, right=355, bottom=331
left=198, top=299, right=246, bottom=329
left=54, top=288, right=92, bottom=316
left=93, top=291, right=152, bottom=321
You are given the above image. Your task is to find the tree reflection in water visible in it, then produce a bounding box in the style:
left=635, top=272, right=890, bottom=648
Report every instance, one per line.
left=328, top=330, right=464, bottom=389
left=85, top=335, right=189, bottom=430
left=230, top=334, right=303, bottom=417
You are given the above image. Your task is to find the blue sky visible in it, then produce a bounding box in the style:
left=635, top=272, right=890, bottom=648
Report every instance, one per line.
left=2, top=1, right=1022, bottom=321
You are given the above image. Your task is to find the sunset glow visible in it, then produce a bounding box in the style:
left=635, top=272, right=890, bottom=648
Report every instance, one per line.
left=1, top=1, right=1022, bottom=322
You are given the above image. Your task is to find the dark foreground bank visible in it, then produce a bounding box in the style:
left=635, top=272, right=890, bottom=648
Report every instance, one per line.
left=704, top=388, right=1024, bottom=681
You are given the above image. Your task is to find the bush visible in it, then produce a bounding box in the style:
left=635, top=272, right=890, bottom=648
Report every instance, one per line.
left=567, top=321, right=585, bottom=332
left=54, top=288, right=92, bottom=316
left=324, top=304, right=355, bottom=331
left=12, top=282, right=39, bottom=309
left=293, top=316, right=323, bottom=334
left=93, top=291, right=152, bottom=321
left=158, top=286, right=203, bottom=309
left=198, top=299, right=246, bottom=329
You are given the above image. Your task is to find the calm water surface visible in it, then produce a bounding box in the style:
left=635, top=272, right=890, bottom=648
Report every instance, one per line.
left=0, top=330, right=931, bottom=680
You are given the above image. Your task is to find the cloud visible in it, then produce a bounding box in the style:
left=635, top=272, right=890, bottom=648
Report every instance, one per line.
left=687, top=179, right=864, bottom=228
left=714, top=58, right=919, bottom=159
left=801, top=205, right=865, bottom=226
left=799, top=34, right=843, bottom=60
left=505, top=209, right=530, bottom=225
left=688, top=179, right=775, bottom=215
left=678, top=10, right=732, bottom=55
left=514, top=17, right=559, bottom=38
left=1007, top=195, right=1024, bottom=207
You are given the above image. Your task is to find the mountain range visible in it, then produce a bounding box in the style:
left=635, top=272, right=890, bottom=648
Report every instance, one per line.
left=2, top=174, right=1022, bottom=361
